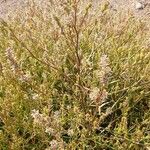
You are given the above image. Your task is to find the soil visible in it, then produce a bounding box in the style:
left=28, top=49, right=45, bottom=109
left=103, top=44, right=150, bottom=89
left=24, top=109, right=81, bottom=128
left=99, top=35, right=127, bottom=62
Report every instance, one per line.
left=0, top=0, right=27, bottom=19
left=0, top=0, right=149, bottom=20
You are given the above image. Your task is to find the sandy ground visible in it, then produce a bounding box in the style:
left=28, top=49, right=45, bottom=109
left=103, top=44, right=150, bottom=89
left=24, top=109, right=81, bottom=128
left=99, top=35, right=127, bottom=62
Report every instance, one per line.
left=0, top=0, right=149, bottom=20
left=109, top=0, right=150, bottom=18
left=0, top=0, right=26, bottom=19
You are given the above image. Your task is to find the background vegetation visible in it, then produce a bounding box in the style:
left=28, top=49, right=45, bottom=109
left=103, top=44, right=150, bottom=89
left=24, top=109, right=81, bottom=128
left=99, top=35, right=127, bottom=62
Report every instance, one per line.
left=0, top=0, right=149, bottom=149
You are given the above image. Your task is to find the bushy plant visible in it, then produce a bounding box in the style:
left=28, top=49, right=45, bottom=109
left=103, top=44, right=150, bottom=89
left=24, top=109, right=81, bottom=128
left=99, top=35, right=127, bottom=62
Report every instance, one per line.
left=0, top=0, right=149, bottom=149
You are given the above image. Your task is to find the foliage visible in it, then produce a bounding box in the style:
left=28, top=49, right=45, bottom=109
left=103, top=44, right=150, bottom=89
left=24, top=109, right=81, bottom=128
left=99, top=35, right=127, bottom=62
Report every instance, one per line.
left=0, top=0, right=149, bottom=149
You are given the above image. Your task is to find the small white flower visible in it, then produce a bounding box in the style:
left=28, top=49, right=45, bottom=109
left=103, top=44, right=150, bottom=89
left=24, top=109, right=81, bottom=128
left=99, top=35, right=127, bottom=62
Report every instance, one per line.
left=53, top=111, right=60, bottom=119
left=19, top=71, right=31, bottom=82
left=42, top=72, right=47, bottom=79
left=67, top=129, right=74, bottom=136
left=89, top=88, right=108, bottom=104
left=101, top=89, right=108, bottom=102
left=100, top=54, right=111, bottom=73
left=67, top=105, right=71, bottom=110
left=45, top=127, right=55, bottom=135
left=31, top=109, right=40, bottom=118
left=99, top=54, right=111, bottom=84
left=31, top=109, right=44, bottom=124
left=50, top=140, right=58, bottom=150
left=89, top=87, right=100, bottom=101
left=19, top=74, right=30, bottom=82
left=100, top=54, right=109, bottom=68
left=32, top=93, right=39, bottom=100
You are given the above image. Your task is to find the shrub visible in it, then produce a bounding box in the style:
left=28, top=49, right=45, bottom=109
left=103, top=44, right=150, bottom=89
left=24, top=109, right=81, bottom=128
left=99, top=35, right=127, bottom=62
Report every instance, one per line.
left=0, top=0, right=149, bottom=149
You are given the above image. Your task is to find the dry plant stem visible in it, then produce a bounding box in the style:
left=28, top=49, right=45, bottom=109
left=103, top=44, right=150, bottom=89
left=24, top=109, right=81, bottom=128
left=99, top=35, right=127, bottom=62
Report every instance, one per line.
left=73, top=1, right=84, bottom=87
left=78, top=3, right=92, bottom=31
left=73, top=0, right=81, bottom=71
left=53, top=16, right=73, bottom=52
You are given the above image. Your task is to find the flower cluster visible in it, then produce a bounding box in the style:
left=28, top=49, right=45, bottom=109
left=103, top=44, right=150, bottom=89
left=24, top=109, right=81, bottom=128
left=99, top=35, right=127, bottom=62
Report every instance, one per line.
left=89, top=54, right=111, bottom=115
left=89, top=54, right=111, bottom=102
left=89, top=87, right=100, bottom=102
left=45, top=139, right=64, bottom=150
left=31, top=109, right=51, bottom=125
left=99, top=54, right=112, bottom=85
left=31, top=109, right=64, bottom=149
left=5, top=47, right=31, bottom=82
